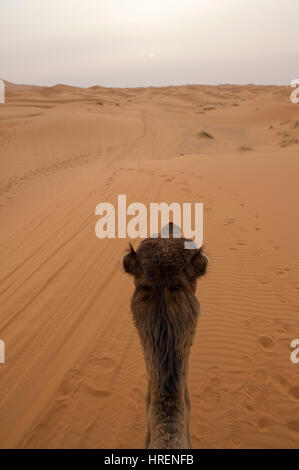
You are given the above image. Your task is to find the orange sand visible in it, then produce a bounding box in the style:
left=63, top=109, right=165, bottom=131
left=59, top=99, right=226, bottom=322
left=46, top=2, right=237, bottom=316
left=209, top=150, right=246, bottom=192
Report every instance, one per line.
left=0, top=82, right=299, bottom=448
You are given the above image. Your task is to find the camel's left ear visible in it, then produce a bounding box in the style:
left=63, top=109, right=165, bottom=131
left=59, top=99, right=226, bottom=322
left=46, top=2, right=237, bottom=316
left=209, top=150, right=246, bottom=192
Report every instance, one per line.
left=121, top=244, right=140, bottom=276
left=191, top=249, right=208, bottom=277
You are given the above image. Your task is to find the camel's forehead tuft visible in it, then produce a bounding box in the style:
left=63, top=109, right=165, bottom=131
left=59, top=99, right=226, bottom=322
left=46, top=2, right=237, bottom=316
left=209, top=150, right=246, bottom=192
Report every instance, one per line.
left=136, top=237, right=194, bottom=280
left=137, top=237, right=188, bottom=260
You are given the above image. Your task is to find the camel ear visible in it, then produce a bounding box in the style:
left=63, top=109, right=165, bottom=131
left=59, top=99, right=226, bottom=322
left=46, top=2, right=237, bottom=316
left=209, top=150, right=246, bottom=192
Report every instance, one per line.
left=122, top=244, right=140, bottom=276
left=191, top=249, right=208, bottom=277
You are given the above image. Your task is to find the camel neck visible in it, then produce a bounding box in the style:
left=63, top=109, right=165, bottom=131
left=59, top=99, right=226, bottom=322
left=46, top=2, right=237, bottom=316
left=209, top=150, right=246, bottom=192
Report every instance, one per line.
left=148, top=382, right=190, bottom=449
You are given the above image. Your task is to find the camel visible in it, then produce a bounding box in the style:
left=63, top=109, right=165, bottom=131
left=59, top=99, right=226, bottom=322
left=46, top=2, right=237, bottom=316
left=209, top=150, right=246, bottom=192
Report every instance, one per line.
left=122, top=223, right=208, bottom=449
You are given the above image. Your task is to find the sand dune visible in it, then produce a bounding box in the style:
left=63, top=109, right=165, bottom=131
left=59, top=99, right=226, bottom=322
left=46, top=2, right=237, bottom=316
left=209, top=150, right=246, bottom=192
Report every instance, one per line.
left=0, top=82, right=299, bottom=448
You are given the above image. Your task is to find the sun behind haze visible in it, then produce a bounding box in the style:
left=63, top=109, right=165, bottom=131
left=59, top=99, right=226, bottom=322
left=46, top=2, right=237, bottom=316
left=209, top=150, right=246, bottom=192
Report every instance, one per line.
left=0, top=0, right=298, bottom=87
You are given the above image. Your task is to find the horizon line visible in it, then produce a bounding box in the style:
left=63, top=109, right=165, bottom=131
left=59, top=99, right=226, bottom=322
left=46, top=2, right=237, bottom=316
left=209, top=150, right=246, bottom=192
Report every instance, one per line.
left=0, top=78, right=293, bottom=90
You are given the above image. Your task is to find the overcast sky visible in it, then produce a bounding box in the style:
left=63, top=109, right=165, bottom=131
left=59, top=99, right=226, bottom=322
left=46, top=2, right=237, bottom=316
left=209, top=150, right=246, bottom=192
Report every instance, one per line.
left=0, top=0, right=298, bottom=87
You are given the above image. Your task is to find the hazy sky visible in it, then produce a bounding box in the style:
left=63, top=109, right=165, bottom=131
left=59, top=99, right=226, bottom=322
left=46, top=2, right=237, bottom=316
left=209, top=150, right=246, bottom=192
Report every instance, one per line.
left=0, top=0, right=298, bottom=87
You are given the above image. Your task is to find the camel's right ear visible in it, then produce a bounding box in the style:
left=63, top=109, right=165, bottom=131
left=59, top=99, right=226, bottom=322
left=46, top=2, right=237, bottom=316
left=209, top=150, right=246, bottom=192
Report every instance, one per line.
left=191, top=249, right=209, bottom=277
left=121, top=244, right=140, bottom=275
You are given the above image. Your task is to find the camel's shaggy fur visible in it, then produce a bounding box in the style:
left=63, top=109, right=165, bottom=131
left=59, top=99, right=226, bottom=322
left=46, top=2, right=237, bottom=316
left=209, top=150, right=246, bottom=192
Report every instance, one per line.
left=122, top=224, right=208, bottom=448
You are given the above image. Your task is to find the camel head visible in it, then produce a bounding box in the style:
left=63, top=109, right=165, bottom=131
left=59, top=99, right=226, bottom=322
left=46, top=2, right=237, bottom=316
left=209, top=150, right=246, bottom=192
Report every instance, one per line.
left=122, top=224, right=208, bottom=379
left=122, top=223, right=208, bottom=296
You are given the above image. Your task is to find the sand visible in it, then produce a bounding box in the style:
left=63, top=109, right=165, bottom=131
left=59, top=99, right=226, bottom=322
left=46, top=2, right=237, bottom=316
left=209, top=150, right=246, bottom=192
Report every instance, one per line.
left=0, top=81, right=299, bottom=449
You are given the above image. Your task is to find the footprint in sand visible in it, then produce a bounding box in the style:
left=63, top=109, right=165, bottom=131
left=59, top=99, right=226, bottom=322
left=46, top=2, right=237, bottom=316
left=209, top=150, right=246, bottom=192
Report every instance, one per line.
left=47, top=401, right=69, bottom=430
left=196, top=386, right=221, bottom=411
left=254, top=275, right=270, bottom=285
left=59, top=369, right=82, bottom=397
left=287, top=421, right=299, bottom=438
left=273, top=373, right=290, bottom=394
left=275, top=294, right=289, bottom=305
left=226, top=411, right=254, bottom=448
left=88, top=356, right=114, bottom=369
left=210, top=377, right=222, bottom=388
left=81, top=383, right=110, bottom=398
left=257, top=415, right=274, bottom=432
left=25, top=423, right=51, bottom=449
left=244, top=383, right=261, bottom=397
left=193, top=422, right=212, bottom=441
left=130, top=387, right=145, bottom=404
left=276, top=270, right=286, bottom=275
left=246, top=316, right=272, bottom=328
left=197, top=377, right=223, bottom=411
left=206, top=366, right=222, bottom=376
left=255, top=369, right=270, bottom=384
left=257, top=335, right=274, bottom=352
left=288, top=386, right=299, bottom=402
left=243, top=384, right=269, bottom=414
left=224, top=217, right=235, bottom=226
